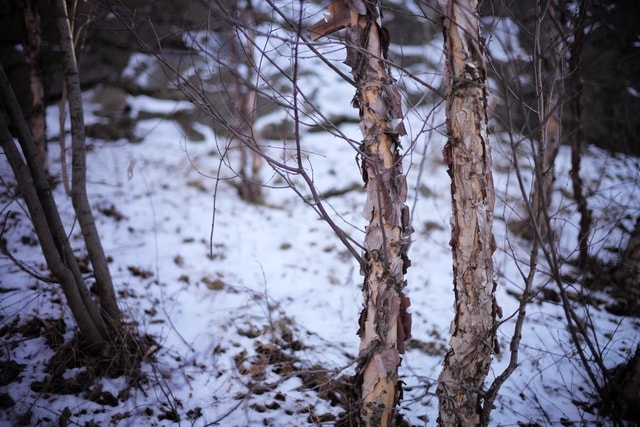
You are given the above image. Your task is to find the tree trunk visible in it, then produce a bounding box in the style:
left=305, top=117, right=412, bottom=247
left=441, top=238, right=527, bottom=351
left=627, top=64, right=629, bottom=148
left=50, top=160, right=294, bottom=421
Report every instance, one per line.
left=436, top=1, right=497, bottom=426
left=567, top=0, right=591, bottom=270
left=233, top=0, right=262, bottom=204
left=530, top=0, right=564, bottom=241
left=0, top=64, right=108, bottom=349
left=310, top=1, right=412, bottom=425
left=54, top=0, right=121, bottom=329
left=22, top=0, right=47, bottom=170
left=341, top=2, right=413, bottom=426
left=215, top=0, right=263, bottom=203
left=614, top=216, right=640, bottom=287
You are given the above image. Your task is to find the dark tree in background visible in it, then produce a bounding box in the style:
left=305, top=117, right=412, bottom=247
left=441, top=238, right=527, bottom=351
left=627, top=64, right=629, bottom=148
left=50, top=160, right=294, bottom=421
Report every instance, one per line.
left=214, top=0, right=263, bottom=203
left=529, top=0, right=564, bottom=243
left=21, top=0, right=47, bottom=170
left=566, top=0, right=591, bottom=270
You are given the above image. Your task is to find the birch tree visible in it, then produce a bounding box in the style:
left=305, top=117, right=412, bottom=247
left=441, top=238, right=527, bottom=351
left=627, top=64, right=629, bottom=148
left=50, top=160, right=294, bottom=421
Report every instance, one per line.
left=311, top=1, right=412, bottom=425
left=436, top=1, right=498, bottom=425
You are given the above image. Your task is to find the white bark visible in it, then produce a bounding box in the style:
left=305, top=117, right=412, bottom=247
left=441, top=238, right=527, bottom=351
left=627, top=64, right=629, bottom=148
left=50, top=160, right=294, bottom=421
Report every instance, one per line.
left=436, top=1, right=497, bottom=426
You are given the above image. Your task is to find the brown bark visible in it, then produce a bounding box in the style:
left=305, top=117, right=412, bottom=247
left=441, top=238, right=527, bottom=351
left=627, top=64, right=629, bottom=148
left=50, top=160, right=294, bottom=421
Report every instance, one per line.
left=436, top=1, right=497, bottom=426
left=567, top=0, right=591, bottom=270
left=54, top=0, right=121, bottom=329
left=22, top=0, right=47, bottom=170
left=312, top=2, right=412, bottom=426
left=348, top=3, right=412, bottom=426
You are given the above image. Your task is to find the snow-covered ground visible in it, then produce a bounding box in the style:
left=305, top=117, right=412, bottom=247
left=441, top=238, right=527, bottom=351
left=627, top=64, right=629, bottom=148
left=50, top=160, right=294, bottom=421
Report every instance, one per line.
left=1, top=6, right=639, bottom=426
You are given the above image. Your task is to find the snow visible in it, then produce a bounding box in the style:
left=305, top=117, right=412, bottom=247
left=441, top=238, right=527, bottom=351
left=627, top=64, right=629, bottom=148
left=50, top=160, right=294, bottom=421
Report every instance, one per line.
left=2, top=10, right=639, bottom=427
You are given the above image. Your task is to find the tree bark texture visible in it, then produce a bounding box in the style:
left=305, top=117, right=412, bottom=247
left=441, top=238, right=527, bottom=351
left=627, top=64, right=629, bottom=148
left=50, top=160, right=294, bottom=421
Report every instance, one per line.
left=436, top=1, right=497, bottom=426
left=309, top=10, right=412, bottom=422
left=54, top=0, right=121, bottom=328
left=335, top=1, right=413, bottom=426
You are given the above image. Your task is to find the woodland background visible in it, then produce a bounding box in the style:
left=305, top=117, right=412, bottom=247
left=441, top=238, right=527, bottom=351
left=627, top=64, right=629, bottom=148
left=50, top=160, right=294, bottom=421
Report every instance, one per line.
left=1, top=0, right=639, bottom=425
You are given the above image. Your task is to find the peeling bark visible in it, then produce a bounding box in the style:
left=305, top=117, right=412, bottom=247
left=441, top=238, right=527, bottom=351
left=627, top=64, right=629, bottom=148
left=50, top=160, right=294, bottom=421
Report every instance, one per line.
left=313, top=2, right=412, bottom=426
left=350, top=5, right=412, bottom=427
left=436, top=1, right=497, bottom=426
